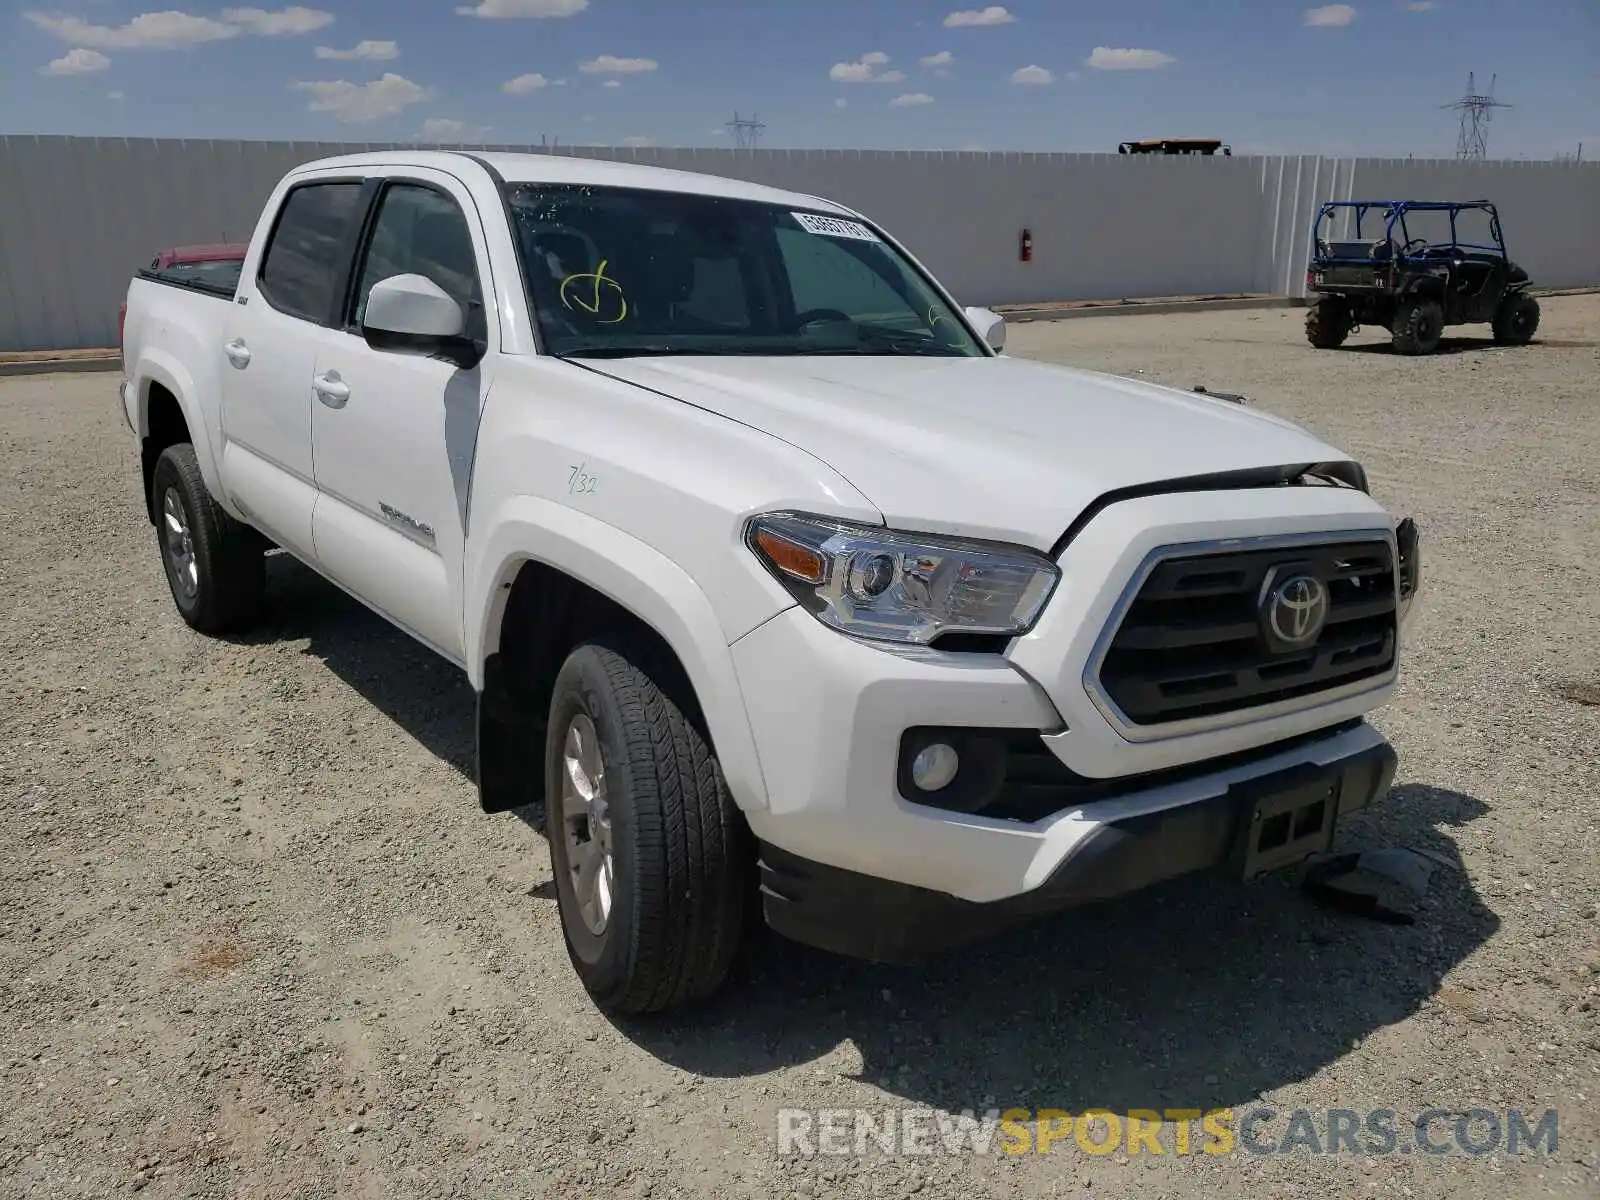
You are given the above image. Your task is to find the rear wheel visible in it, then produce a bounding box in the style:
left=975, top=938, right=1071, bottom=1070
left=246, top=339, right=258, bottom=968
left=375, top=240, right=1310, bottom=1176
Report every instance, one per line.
left=1391, top=299, right=1443, bottom=355
left=1304, top=299, right=1353, bottom=349
left=545, top=639, right=750, bottom=1014
left=1491, top=292, right=1540, bottom=345
left=151, top=443, right=264, bottom=633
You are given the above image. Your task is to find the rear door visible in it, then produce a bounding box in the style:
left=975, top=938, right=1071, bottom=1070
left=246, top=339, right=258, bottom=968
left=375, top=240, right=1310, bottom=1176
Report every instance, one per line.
left=220, top=177, right=368, bottom=558
left=304, top=169, right=497, bottom=664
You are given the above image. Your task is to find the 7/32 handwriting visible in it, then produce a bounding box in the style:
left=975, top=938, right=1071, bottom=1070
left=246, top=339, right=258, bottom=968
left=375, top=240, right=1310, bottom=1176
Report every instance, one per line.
left=567, top=463, right=599, bottom=495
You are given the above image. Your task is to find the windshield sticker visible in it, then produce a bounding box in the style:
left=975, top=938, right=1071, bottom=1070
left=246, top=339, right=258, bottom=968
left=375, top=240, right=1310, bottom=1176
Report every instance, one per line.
left=559, top=259, right=629, bottom=325
left=791, top=212, right=881, bottom=243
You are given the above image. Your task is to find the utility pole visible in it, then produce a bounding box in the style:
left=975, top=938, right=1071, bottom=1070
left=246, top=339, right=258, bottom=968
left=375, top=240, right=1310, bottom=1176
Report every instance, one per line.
left=1443, top=73, right=1510, bottom=159
left=725, top=112, right=766, bottom=150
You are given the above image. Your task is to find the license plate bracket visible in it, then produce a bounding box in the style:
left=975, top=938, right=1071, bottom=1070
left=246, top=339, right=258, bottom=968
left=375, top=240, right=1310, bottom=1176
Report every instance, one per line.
left=1234, top=777, right=1338, bottom=880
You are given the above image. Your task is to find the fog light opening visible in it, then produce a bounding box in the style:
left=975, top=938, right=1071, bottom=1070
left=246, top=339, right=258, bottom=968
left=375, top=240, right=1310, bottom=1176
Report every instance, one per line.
left=910, top=743, right=960, bottom=792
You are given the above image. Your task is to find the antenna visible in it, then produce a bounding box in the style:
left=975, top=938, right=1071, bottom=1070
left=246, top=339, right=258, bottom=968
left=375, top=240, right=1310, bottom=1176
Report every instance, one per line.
left=725, top=111, right=766, bottom=149
left=1443, top=72, right=1510, bottom=160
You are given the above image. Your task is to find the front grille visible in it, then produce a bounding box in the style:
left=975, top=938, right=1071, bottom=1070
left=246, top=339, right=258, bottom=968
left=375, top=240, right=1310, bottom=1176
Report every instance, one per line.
left=1096, top=539, right=1396, bottom=726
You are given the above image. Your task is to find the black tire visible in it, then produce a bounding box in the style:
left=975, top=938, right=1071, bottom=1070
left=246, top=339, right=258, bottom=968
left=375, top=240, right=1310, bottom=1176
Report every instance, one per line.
left=1391, top=299, right=1444, bottom=355
left=1491, top=292, right=1540, bottom=345
left=150, top=443, right=264, bottom=634
left=545, top=640, right=749, bottom=1014
left=1304, top=299, right=1352, bottom=349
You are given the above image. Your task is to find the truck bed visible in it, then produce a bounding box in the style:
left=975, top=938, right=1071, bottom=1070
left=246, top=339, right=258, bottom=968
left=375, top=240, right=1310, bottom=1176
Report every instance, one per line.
left=137, top=257, right=244, bottom=301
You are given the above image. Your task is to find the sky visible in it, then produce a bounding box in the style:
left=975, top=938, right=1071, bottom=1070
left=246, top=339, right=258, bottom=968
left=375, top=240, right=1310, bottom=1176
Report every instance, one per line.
left=5, top=1, right=1596, bottom=157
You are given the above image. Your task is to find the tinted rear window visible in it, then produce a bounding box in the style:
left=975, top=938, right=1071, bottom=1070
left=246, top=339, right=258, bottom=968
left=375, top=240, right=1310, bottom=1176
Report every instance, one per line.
left=257, top=182, right=365, bottom=323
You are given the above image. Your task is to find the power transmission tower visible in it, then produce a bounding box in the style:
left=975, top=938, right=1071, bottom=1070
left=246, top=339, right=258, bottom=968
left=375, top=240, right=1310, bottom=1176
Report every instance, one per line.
left=1444, top=73, right=1509, bottom=159
left=725, top=112, right=766, bottom=149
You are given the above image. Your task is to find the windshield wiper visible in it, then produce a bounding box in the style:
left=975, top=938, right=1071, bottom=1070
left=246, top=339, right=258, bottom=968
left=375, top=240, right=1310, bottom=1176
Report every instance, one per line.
left=558, top=344, right=714, bottom=359
left=852, top=325, right=963, bottom=356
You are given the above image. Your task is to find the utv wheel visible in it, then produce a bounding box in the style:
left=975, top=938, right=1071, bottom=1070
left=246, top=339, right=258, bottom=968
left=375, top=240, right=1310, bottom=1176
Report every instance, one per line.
left=1491, top=293, right=1540, bottom=345
left=1304, top=300, right=1352, bottom=349
left=1391, top=299, right=1444, bottom=355
left=545, top=640, right=749, bottom=1014
left=151, top=443, right=264, bottom=633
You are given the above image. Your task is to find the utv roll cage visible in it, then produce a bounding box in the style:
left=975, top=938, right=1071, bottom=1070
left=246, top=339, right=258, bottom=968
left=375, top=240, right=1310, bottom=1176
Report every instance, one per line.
left=1311, top=199, right=1507, bottom=263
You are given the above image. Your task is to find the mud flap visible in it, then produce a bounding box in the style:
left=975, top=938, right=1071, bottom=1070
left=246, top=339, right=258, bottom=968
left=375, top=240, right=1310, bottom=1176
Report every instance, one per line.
left=476, top=653, right=545, bottom=816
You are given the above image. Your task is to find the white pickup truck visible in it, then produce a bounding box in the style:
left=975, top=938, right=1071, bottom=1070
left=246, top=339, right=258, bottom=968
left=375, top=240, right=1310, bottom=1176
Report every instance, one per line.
left=120, top=150, right=1420, bottom=1013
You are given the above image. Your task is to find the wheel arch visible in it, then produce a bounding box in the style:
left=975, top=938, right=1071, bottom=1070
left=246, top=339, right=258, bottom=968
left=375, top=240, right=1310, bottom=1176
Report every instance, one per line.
left=468, top=497, right=772, bottom=817
left=133, top=352, right=223, bottom=524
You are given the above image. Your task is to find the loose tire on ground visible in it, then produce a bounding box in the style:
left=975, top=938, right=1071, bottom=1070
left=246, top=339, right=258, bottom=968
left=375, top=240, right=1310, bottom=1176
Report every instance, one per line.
left=151, top=443, right=264, bottom=633
left=1491, top=292, right=1540, bottom=345
left=545, top=640, right=749, bottom=1014
left=1304, top=300, right=1353, bottom=349
left=1391, top=299, right=1444, bottom=356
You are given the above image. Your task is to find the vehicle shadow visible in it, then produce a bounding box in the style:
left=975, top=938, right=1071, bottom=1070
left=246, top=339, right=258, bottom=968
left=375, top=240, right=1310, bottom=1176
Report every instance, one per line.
left=230, top=552, right=479, bottom=780
left=1342, top=335, right=1524, bottom=355
left=236, top=555, right=1497, bottom=1115
left=614, top=783, right=1495, bottom=1116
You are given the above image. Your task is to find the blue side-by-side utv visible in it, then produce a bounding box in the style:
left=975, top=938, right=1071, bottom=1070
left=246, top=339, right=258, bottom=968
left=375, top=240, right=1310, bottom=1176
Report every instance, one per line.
left=1304, top=199, right=1540, bottom=355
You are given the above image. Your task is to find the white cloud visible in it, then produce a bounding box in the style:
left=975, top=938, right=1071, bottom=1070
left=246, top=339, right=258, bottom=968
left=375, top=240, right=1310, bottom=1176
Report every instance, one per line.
left=415, top=117, right=491, bottom=141
left=44, top=48, right=111, bottom=74
left=830, top=52, right=905, bottom=84
left=1011, top=64, right=1054, bottom=85
left=25, top=11, right=240, bottom=50
left=455, top=0, right=587, bottom=16
left=579, top=54, right=658, bottom=74
left=943, top=6, right=1015, bottom=27
left=889, top=92, right=934, bottom=106
left=920, top=50, right=954, bottom=69
left=834, top=97, right=848, bottom=108
left=622, top=136, right=653, bottom=147
left=1086, top=46, right=1176, bottom=70
left=293, top=72, right=429, bottom=122
left=108, top=89, right=127, bottom=100
left=1304, top=4, right=1356, bottom=25
left=315, top=39, right=398, bottom=60
left=502, top=72, right=549, bottom=93
left=221, top=7, right=332, bottom=35
left=27, top=7, right=331, bottom=50
left=602, top=79, right=621, bottom=88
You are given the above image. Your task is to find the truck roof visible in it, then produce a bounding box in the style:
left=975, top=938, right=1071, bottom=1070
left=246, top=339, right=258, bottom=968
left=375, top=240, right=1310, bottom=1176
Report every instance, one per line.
left=288, top=150, right=854, bottom=216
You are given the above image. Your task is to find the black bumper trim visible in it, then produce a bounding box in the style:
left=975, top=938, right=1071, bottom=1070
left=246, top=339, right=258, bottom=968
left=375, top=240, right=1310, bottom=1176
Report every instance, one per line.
left=757, top=732, right=1397, bottom=963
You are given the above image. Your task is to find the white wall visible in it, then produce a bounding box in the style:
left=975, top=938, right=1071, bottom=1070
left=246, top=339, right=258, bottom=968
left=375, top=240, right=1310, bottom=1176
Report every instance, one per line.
left=1, top=135, right=1596, bottom=351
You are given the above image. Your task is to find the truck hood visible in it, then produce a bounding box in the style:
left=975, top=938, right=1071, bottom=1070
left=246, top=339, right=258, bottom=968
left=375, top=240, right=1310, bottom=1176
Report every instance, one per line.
left=584, top=354, right=1354, bottom=550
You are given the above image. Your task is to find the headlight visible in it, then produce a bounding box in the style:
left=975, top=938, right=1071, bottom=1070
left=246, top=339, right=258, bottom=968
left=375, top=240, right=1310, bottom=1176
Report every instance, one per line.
left=1396, top=516, right=1421, bottom=625
left=745, top=513, right=1060, bottom=645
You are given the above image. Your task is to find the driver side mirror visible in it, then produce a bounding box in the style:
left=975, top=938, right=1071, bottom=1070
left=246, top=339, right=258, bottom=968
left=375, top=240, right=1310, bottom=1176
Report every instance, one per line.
left=964, top=306, right=1006, bottom=352
left=363, top=274, right=482, bottom=370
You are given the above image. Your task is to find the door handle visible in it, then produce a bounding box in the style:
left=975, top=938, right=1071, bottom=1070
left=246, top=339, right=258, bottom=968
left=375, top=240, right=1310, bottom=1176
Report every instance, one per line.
left=313, top=371, right=350, bottom=408
left=224, top=339, right=251, bottom=369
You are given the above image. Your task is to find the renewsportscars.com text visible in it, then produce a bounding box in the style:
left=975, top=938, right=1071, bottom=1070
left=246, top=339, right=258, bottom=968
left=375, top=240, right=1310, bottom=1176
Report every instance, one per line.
left=775, top=1107, right=1560, bottom=1159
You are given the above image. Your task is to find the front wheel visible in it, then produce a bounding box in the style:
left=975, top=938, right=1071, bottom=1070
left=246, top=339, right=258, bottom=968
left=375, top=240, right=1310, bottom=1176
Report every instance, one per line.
left=1491, top=292, right=1540, bottom=345
left=545, top=640, right=750, bottom=1014
left=151, top=443, right=264, bottom=633
left=1391, top=299, right=1444, bottom=356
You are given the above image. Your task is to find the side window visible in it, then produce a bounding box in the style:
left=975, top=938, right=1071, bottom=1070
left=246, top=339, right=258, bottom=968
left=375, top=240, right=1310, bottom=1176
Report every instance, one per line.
left=352, top=184, right=485, bottom=339
left=257, top=182, right=365, bottom=323
left=775, top=226, right=907, bottom=318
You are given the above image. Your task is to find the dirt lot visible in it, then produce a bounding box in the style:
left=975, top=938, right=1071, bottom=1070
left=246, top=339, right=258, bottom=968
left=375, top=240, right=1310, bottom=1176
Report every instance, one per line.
left=3, top=298, right=1597, bottom=1200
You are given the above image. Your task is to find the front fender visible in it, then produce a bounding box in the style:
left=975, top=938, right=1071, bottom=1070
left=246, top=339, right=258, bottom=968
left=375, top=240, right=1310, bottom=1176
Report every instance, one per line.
left=466, top=495, right=775, bottom=814
left=135, top=348, right=229, bottom=511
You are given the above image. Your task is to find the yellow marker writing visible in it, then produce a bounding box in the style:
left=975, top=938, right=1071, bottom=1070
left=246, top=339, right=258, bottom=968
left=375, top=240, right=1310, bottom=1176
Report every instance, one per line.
left=559, top=259, right=628, bottom=324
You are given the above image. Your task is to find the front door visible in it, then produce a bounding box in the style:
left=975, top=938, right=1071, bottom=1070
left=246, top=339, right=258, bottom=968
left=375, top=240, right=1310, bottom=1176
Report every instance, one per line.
left=307, top=173, right=495, bottom=664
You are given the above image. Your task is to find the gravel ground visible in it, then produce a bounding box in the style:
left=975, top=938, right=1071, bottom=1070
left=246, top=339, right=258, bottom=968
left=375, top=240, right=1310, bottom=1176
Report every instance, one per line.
left=2, top=298, right=1597, bottom=1200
